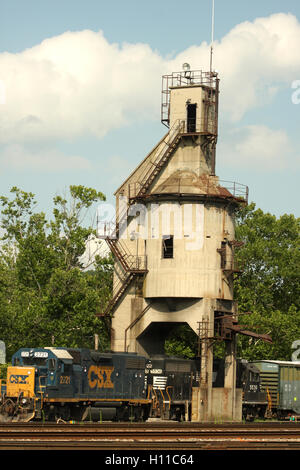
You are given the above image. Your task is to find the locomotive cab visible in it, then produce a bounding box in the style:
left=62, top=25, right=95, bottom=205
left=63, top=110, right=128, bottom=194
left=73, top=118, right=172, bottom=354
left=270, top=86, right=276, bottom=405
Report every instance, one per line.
left=0, top=348, right=49, bottom=422
left=13, top=347, right=74, bottom=393
left=0, top=347, right=75, bottom=422
left=146, top=355, right=199, bottom=421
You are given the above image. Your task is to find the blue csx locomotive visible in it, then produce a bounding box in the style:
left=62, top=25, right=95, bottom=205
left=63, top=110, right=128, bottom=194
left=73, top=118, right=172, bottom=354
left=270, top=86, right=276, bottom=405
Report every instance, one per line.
left=0, top=347, right=153, bottom=422
left=0, top=346, right=267, bottom=423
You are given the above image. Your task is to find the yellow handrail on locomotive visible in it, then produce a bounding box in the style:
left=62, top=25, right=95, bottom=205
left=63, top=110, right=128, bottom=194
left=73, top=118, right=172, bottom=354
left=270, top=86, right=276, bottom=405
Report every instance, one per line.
left=166, top=386, right=173, bottom=411
left=147, top=385, right=160, bottom=410
left=37, top=375, right=47, bottom=408
left=158, top=387, right=166, bottom=410
left=152, top=386, right=160, bottom=410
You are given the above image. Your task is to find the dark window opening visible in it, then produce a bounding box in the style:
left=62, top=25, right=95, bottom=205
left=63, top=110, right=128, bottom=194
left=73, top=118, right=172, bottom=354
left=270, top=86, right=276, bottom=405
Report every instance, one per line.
left=217, top=241, right=227, bottom=269
left=187, top=103, right=197, bottom=132
left=22, top=357, right=47, bottom=366
left=162, top=235, right=174, bottom=259
left=48, top=358, right=56, bottom=371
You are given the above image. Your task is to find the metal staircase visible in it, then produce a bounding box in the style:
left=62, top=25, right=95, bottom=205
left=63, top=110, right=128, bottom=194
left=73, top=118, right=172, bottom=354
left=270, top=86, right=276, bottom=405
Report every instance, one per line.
left=106, top=238, right=147, bottom=274
left=97, top=198, right=148, bottom=317
left=98, top=236, right=147, bottom=317
left=100, top=272, right=135, bottom=318
left=128, top=119, right=185, bottom=200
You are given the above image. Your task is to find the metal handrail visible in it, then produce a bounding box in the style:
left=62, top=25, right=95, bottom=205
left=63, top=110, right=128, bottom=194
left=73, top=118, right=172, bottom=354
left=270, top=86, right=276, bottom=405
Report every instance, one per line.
left=179, top=117, right=217, bottom=135
left=161, top=70, right=219, bottom=126
left=165, top=386, right=173, bottom=411
left=128, top=177, right=248, bottom=202
left=162, top=70, right=218, bottom=90
left=134, top=119, right=184, bottom=196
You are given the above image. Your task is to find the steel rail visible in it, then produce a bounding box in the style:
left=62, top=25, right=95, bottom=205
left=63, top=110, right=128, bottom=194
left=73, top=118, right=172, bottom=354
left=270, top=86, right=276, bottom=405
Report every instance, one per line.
left=1, top=422, right=300, bottom=450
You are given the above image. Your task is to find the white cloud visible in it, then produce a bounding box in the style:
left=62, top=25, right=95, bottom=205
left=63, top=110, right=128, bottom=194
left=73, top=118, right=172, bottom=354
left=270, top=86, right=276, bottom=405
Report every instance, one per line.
left=171, top=13, right=300, bottom=121
left=0, top=144, right=91, bottom=172
left=0, top=30, right=164, bottom=143
left=218, top=124, right=296, bottom=170
left=0, top=13, right=300, bottom=143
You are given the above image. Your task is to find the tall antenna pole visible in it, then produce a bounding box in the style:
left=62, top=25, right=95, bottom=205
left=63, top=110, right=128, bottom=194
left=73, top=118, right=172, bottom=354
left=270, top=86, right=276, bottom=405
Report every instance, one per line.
left=210, top=0, right=215, bottom=74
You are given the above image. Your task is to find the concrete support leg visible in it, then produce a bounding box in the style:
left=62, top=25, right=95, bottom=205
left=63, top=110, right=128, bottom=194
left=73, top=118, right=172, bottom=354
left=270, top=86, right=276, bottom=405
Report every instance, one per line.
left=224, top=336, right=237, bottom=419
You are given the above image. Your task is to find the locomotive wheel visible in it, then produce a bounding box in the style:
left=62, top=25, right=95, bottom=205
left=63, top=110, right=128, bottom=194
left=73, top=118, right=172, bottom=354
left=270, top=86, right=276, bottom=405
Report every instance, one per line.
left=55, top=405, right=71, bottom=422
left=132, top=406, right=143, bottom=422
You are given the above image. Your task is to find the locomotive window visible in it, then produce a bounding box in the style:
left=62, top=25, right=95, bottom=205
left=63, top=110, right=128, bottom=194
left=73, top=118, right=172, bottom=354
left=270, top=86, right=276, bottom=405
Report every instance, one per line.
left=48, top=359, right=56, bottom=371
left=22, top=357, right=47, bottom=366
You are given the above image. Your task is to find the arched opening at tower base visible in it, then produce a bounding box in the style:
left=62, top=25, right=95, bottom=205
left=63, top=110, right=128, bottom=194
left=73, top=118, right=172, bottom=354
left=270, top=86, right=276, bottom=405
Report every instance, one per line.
left=136, top=321, right=242, bottom=422
left=136, top=321, right=198, bottom=357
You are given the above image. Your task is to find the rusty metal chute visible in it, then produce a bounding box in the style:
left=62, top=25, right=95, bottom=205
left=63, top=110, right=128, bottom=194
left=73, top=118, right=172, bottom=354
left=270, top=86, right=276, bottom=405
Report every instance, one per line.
left=228, top=324, right=272, bottom=343
left=214, top=313, right=272, bottom=344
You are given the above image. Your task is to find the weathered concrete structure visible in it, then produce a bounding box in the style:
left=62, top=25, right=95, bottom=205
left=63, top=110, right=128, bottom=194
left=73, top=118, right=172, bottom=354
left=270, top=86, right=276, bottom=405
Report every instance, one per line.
left=98, top=68, right=250, bottom=421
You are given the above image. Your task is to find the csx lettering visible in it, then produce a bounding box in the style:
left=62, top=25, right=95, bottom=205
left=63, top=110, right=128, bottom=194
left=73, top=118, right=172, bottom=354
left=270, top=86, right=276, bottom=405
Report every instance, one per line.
left=10, top=375, right=29, bottom=384
left=88, top=365, right=114, bottom=389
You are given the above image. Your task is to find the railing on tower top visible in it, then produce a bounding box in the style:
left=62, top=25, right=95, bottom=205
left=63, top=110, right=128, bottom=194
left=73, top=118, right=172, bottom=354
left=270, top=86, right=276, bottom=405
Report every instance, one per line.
left=161, top=70, right=219, bottom=127
left=162, top=69, right=218, bottom=89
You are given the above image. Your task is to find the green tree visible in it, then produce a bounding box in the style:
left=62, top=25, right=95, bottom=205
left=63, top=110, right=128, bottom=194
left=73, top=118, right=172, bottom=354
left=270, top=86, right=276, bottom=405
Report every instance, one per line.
left=234, top=203, right=300, bottom=360
left=0, top=185, right=112, bottom=359
left=164, top=324, right=198, bottom=359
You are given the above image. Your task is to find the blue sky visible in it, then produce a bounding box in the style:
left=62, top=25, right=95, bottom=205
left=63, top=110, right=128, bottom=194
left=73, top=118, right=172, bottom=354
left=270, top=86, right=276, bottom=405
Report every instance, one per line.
left=0, top=0, right=299, bottom=220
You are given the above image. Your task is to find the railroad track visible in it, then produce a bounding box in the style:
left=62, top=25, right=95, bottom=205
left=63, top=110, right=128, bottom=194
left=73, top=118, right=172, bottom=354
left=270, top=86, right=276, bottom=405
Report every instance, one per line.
left=1, top=421, right=300, bottom=450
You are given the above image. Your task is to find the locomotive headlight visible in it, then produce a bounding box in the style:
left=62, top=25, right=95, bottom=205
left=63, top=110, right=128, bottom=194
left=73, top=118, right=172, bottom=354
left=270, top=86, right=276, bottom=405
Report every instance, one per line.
left=21, top=398, right=27, bottom=405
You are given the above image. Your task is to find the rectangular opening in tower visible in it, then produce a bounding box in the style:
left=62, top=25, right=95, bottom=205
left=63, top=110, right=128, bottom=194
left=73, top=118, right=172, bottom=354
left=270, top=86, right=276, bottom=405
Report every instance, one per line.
left=187, top=103, right=197, bottom=133
left=162, top=235, right=174, bottom=259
